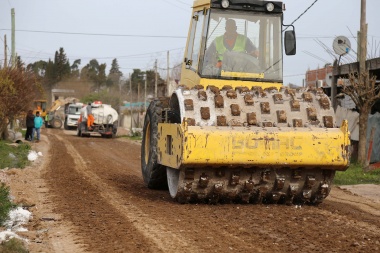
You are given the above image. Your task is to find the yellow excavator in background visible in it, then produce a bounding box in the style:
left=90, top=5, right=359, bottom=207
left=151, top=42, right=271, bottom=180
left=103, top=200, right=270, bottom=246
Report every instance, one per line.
left=45, top=99, right=65, bottom=129
left=141, top=0, right=351, bottom=204
left=31, top=98, right=80, bottom=129
left=45, top=97, right=80, bottom=129
left=33, top=99, right=48, bottom=118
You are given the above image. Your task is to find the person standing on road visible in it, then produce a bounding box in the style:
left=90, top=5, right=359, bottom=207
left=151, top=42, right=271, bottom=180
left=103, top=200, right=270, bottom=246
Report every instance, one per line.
left=44, top=113, right=49, bottom=128
left=86, top=102, right=94, bottom=130
left=25, top=110, right=35, bottom=141
left=32, top=111, right=44, bottom=143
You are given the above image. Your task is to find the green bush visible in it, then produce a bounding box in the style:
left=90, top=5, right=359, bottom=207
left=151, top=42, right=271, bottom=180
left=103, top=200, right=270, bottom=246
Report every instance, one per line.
left=0, top=141, right=31, bottom=169
left=0, top=238, right=29, bottom=253
left=0, top=183, right=14, bottom=225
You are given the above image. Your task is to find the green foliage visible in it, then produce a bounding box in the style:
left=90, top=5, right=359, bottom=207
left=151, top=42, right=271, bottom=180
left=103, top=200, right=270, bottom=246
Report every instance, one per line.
left=26, top=47, right=81, bottom=90
left=128, top=69, right=164, bottom=102
left=107, top=58, right=123, bottom=87
left=334, top=163, right=380, bottom=185
left=0, top=183, right=13, bottom=225
left=0, top=142, right=31, bottom=169
left=0, top=238, right=28, bottom=253
left=80, top=59, right=107, bottom=92
left=71, top=59, right=82, bottom=78
left=81, top=90, right=121, bottom=109
left=26, top=60, right=47, bottom=77
left=54, top=48, right=71, bottom=82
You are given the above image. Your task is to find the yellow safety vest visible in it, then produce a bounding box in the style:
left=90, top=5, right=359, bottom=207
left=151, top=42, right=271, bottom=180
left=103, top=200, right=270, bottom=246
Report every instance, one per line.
left=215, top=34, right=246, bottom=61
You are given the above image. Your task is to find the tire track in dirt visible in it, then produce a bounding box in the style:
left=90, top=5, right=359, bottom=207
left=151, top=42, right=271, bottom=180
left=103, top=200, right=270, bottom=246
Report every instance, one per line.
left=55, top=134, right=203, bottom=253
left=45, top=133, right=159, bottom=252
left=68, top=136, right=270, bottom=252
left=45, top=130, right=380, bottom=252
left=328, top=195, right=380, bottom=216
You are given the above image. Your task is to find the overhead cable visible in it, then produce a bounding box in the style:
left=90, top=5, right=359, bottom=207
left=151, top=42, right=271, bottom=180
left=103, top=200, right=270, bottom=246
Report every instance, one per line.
left=288, top=0, right=319, bottom=27
left=0, top=29, right=187, bottom=39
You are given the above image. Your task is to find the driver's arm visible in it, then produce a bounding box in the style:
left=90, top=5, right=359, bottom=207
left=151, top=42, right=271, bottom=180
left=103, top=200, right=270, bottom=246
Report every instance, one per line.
left=204, top=42, right=218, bottom=66
left=245, top=38, right=259, bottom=58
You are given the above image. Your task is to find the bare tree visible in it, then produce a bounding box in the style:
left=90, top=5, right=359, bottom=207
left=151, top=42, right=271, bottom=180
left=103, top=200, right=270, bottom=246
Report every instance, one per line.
left=0, top=67, right=42, bottom=140
left=342, top=71, right=379, bottom=165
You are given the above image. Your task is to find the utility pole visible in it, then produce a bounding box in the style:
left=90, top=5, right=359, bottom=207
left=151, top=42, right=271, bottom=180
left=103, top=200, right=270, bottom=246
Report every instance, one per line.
left=154, top=59, right=158, bottom=97
left=359, top=0, right=367, bottom=75
left=167, top=51, right=170, bottom=96
left=3, top=35, right=7, bottom=68
left=129, top=73, right=133, bottom=133
left=137, top=82, right=140, bottom=127
left=144, top=73, right=147, bottom=112
left=118, top=80, right=122, bottom=127
left=11, top=8, right=16, bottom=67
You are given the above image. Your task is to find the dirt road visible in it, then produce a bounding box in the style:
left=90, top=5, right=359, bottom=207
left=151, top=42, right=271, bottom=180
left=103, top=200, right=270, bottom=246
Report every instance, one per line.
left=6, top=128, right=380, bottom=252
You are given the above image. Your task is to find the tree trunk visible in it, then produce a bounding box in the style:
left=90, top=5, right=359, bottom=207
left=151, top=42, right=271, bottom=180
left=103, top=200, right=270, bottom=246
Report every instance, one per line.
left=357, top=107, right=369, bottom=166
left=0, top=119, right=9, bottom=140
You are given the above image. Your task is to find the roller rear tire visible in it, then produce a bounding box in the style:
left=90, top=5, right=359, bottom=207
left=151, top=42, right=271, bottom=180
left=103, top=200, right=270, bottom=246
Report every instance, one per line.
left=141, top=99, right=170, bottom=189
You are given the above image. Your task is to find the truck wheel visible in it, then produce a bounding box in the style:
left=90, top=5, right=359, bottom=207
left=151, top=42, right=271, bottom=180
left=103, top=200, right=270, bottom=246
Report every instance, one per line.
left=64, top=117, right=69, bottom=130
left=51, top=119, right=62, bottom=129
left=80, top=123, right=87, bottom=137
left=141, top=98, right=170, bottom=189
left=112, top=121, right=118, bottom=138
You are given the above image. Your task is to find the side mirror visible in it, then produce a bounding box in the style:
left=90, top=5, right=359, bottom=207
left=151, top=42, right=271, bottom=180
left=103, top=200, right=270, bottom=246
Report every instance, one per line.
left=284, top=30, right=296, bottom=55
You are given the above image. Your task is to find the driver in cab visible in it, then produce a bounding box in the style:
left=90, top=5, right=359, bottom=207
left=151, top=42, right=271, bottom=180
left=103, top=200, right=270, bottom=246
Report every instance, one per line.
left=205, top=19, right=258, bottom=69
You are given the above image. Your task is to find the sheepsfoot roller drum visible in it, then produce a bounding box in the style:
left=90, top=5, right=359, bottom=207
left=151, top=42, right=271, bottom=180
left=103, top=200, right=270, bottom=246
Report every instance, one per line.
left=141, top=85, right=351, bottom=204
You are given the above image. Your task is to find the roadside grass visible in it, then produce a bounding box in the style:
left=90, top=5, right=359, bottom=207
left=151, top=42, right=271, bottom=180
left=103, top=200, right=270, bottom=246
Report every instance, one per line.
left=0, top=140, right=29, bottom=252
left=334, top=163, right=380, bottom=185
left=0, top=238, right=28, bottom=253
left=0, top=183, right=15, bottom=225
left=118, top=135, right=142, bottom=141
left=0, top=141, right=31, bottom=169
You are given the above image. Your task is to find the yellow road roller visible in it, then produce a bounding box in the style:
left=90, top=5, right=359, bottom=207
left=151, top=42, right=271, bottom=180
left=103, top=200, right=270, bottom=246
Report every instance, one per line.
left=141, top=0, right=350, bottom=204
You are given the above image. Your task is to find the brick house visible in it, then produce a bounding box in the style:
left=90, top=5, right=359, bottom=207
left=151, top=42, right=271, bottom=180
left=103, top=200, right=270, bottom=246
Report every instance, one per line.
left=305, top=64, right=333, bottom=88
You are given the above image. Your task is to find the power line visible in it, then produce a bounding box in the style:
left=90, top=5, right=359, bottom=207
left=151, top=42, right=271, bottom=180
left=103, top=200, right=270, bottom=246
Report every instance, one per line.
left=313, top=39, right=336, bottom=61
left=3, top=27, right=373, bottom=41
left=283, top=73, right=305, bottom=77
left=0, top=28, right=187, bottom=39
left=11, top=46, right=185, bottom=70
left=297, top=35, right=356, bottom=39
left=100, top=47, right=184, bottom=59
left=169, top=0, right=191, bottom=7
left=288, top=0, right=319, bottom=27
left=302, top=50, right=330, bottom=64
left=161, top=0, right=190, bottom=11
left=65, top=47, right=185, bottom=61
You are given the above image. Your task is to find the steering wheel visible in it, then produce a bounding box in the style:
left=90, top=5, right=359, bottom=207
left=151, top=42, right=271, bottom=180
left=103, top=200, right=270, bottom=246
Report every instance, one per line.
left=221, top=51, right=261, bottom=73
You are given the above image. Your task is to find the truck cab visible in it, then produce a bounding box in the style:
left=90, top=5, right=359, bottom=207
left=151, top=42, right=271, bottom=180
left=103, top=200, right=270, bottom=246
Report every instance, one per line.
left=64, top=103, right=83, bottom=130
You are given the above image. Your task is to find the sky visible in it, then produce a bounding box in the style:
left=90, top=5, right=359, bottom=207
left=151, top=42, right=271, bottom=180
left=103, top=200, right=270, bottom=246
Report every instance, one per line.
left=0, top=0, right=380, bottom=86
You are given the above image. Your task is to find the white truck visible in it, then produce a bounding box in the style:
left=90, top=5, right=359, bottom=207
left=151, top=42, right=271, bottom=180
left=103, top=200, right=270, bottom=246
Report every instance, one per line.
left=77, top=101, right=118, bottom=138
left=64, top=103, right=83, bottom=130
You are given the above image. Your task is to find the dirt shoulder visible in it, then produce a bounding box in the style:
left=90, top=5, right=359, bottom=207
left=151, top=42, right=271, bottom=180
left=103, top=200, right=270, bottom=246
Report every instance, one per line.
left=339, top=184, right=380, bottom=203
left=2, top=133, right=84, bottom=252
left=2, top=129, right=380, bottom=253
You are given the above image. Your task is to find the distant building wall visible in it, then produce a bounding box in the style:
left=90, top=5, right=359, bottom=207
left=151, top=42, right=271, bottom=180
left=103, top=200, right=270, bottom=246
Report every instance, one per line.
left=305, top=65, right=333, bottom=88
